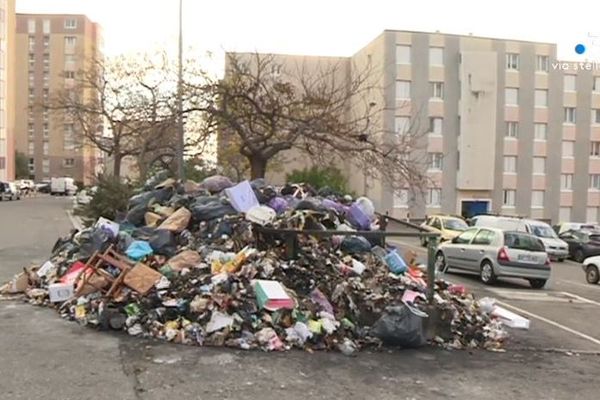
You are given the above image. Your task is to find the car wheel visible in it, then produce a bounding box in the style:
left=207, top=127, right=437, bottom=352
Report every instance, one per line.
left=434, top=251, right=447, bottom=273
left=574, top=249, right=585, bottom=263
left=586, top=265, right=600, bottom=284
left=528, top=279, right=547, bottom=289
left=480, top=261, right=497, bottom=285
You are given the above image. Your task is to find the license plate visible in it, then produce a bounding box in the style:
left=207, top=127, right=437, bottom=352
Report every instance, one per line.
left=518, top=254, right=535, bottom=262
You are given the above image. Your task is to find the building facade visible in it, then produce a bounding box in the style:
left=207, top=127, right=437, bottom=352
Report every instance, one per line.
left=15, top=14, right=102, bottom=185
left=0, top=0, right=15, bottom=181
left=228, top=30, right=600, bottom=224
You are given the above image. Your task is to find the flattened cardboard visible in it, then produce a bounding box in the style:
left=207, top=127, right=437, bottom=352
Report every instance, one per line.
left=124, top=263, right=163, bottom=295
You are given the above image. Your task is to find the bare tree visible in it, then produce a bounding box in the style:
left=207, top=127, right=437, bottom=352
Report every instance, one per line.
left=46, top=53, right=188, bottom=178
left=198, top=52, right=428, bottom=192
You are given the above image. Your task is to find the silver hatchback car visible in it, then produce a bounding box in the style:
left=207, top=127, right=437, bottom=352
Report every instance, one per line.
left=435, top=227, right=551, bottom=289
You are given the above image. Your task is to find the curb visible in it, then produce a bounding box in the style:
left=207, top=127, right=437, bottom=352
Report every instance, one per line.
left=66, top=210, right=84, bottom=231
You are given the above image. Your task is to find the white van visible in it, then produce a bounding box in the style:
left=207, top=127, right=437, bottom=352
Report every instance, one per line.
left=51, top=177, right=77, bottom=196
left=473, top=215, right=568, bottom=261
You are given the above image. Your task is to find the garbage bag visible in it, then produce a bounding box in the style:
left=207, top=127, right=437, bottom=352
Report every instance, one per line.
left=149, top=229, right=178, bottom=257
left=152, top=187, right=175, bottom=204
left=355, top=197, right=375, bottom=220
left=192, top=195, right=221, bottom=206
left=126, top=240, right=154, bottom=261
left=250, top=178, right=266, bottom=190
left=268, top=197, right=289, bottom=214
left=128, top=191, right=154, bottom=209
left=77, top=227, right=114, bottom=259
left=340, top=236, right=372, bottom=253
left=126, top=204, right=147, bottom=226
left=157, top=207, right=192, bottom=232
left=191, top=201, right=237, bottom=222
left=370, top=305, right=426, bottom=348
left=143, top=170, right=170, bottom=190
left=201, top=175, right=234, bottom=193
left=321, top=199, right=346, bottom=215
left=117, top=232, right=135, bottom=253
left=346, top=203, right=371, bottom=230
left=246, top=205, right=276, bottom=226
left=295, top=198, right=320, bottom=211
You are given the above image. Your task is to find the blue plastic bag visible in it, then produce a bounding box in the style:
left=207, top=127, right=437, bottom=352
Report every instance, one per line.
left=126, top=240, right=154, bottom=261
left=383, top=250, right=407, bottom=274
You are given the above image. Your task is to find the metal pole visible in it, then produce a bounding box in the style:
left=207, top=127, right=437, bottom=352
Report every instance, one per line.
left=176, top=0, right=185, bottom=182
left=426, top=235, right=439, bottom=303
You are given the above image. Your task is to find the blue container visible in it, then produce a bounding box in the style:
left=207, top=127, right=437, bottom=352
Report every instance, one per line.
left=383, top=250, right=408, bottom=274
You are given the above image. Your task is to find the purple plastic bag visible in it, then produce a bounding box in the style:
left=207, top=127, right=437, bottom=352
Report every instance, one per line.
left=321, top=199, right=346, bottom=214
left=268, top=197, right=290, bottom=214
left=346, top=203, right=371, bottom=230
left=310, top=288, right=334, bottom=314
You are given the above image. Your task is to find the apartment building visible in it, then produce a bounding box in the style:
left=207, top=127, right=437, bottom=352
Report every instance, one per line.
left=15, top=14, right=102, bottom=185
left=227, top=30, right=600, bottom=224
left=0, top=0, right=15, bottom=181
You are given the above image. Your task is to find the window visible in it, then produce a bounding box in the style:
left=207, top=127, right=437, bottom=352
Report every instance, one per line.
left=63, top=158, right=75, bottom=167
left=536, top=55, right=549, bottom=72
left=429, top=117, right=443, bottom=135
left=396, top=45, right=410, bottom=64
left=28, top=141, right=34, bottom=154
left=559, top=207, right=572, bottom=223
left=28, top=19, right=36, bottom=34
left=472, top=229, right=495, bottom=245
left=591, top=174, right=600, bottom=190
left=65, top=71, right=75, bottom=79
left=503, top=190, right=516, bottom=207
left=533, top=157, right=546, bottom=174
left=592, top=142, right=600, bottom=157
left=65, top=36, right=77, bottom=47
left=562, top=141, right=574, bottom=157
left=454, top=229, right=477, bottom=244
left=28, top=123, right=34, bottom=138
left=43, top=142, right=49, bottom=156
left=564, top=107, right=576, bottom=123
left=28, top=36, right=35, bottom=51
left=65, top=54, right=76, bottom=64
left=28, top=88, right=34, bottom=99
left=431, top=82, right=444, bottom=99
left=28, top=158, right=35, bottom=173
left=564, top=75, right=576, bottom=91
left=592, top=109, right=600, bottom=124
left=395, top=117, right=410, bottom=135
left=535, top=89, right=548, bottom=107
left=587, top=207, right=599, bottom=223
left=506, top=53, right=519, bottom=70
left=396, top=80, right=410, bottom=99
left=561, top=174, right=573, bottom=190
left=65, top=18, right=77, bottom=29
left=429, top=47, right=443, bottom=65
left=504, top=156, right=517, bottom=173
left=594, top=77, right=600, bottom=92
left=64, top=123, right=75, bottom=150
left=43, top=19, right=50, bottom=34
left=532, top=191, right=545, bottom=208
left=43, top=123, right=49, bottom=137
left=505, top=88, right=518, bottom=105
left=42, top=159, right=50, bottom=174
left=43, top=35, right=49, bottom=49
left=393, top=189, right=409, bottom=208
left=534, top=123, right=547, bottom=140
left=429, top=153, right=443, bottom=170
left=506, top=121, right=518, bottom=138
left=426, top=188, right=441, bottom=206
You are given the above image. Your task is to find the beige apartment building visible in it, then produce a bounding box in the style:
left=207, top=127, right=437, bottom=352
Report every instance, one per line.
left=226, top=30, right=600, bottom=224
left=15, top=14, right=102, bottom=185
left=0, top=0, right=15, bottom=181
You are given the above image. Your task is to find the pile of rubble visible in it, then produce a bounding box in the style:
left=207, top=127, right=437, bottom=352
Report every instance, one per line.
left=1, top=175, right=507, bottom=353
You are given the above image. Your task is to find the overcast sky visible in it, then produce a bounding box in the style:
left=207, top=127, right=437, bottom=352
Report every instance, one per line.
left=16, top=0, right=600, bottom=70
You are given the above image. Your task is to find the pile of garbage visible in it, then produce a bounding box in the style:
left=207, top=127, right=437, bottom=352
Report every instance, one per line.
left=1, top=175, right=507, bottom=353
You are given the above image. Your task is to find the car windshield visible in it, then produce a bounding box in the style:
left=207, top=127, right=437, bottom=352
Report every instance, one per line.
left=444, top=219, right=468, bottom=231
left=531, top=224, right=557, bottom=238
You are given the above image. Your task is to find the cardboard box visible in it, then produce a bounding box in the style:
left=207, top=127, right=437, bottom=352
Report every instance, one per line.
left=48, top=283, right=74, bottom=303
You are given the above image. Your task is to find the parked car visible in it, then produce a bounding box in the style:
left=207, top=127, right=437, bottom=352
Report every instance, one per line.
left=419, top=215, right=468, bottom=246
left=0, top=181, right=21, bottom=201
left=16, top=179, right=35, bottom=191
left=472, top=215, right=568, bottom=261
left=581, top=256, right=600, bottom=284
left=434, top=227, right=550, bottom=288
left=558, top=229, right=600, bottom=262
left=553, top=222, right=600, bottom=235
left=35, top=180, right=51, bottom=193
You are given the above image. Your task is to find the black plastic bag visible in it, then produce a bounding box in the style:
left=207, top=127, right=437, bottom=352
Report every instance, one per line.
left=371, top=305, right=427, bottom=348
left=149, top=229, right=177, bottom=257
left=77, top=228, right=114, bottom=259
left=191, top=201, right=237, bottom=222
left=340, top=236, right=372, bottom=253
left=126, top=204, right=147, bottom=226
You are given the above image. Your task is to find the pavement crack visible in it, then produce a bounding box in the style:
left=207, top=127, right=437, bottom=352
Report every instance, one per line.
left=118, top=340, right=146, bottom=399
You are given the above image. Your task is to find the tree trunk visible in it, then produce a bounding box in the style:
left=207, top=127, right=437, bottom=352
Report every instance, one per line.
left=113, top=154, right=122, bottom=178
left=249, top=157, right=267, bottom=180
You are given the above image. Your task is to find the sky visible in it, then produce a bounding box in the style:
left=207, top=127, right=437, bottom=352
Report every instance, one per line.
left=16, top=0, right=600, bottom=73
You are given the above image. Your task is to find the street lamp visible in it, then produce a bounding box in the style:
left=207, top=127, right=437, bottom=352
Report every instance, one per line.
left=176, top=0, right=186, bottom=182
